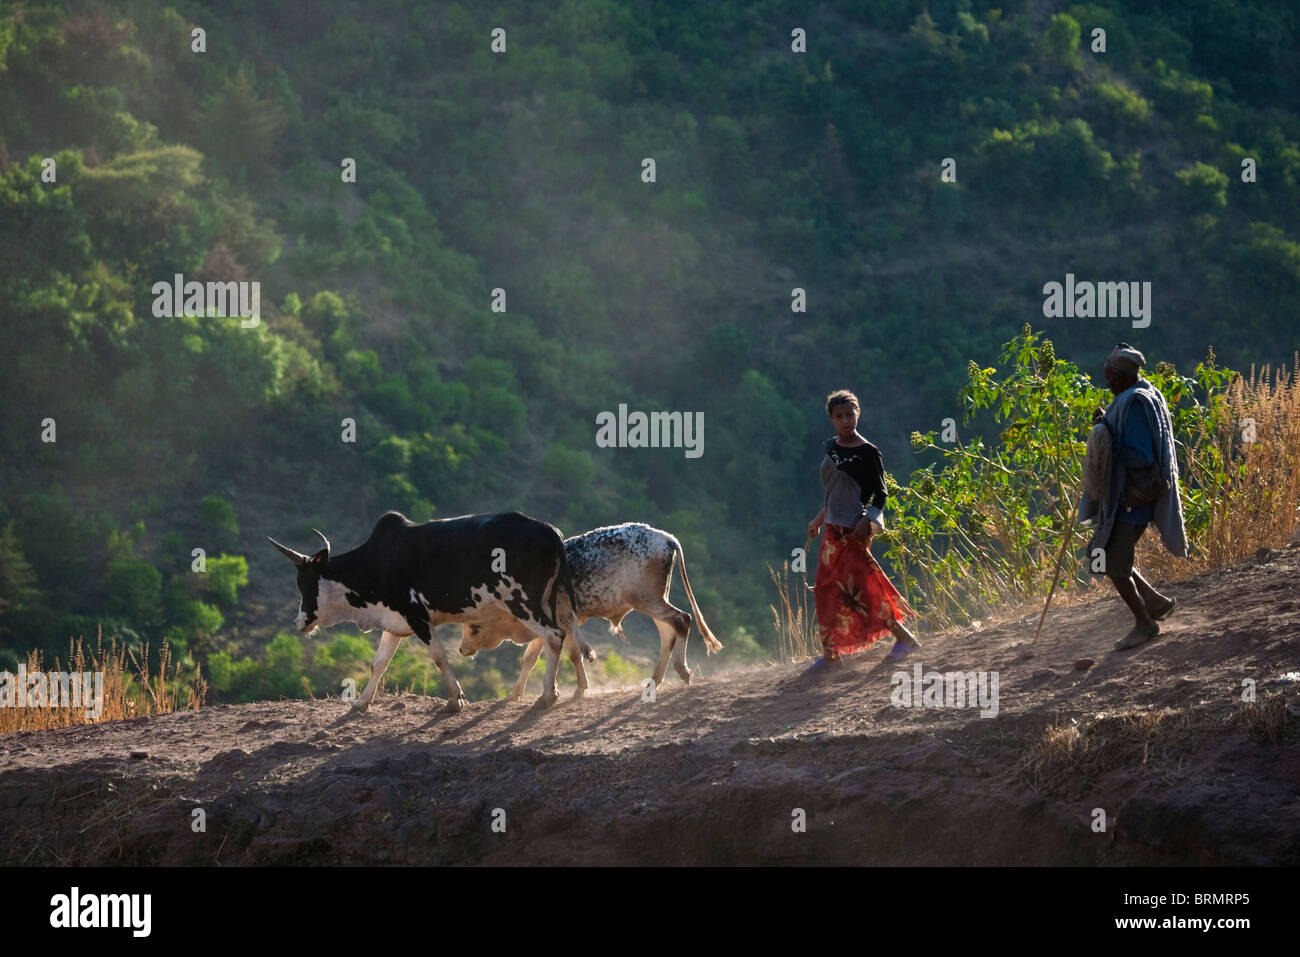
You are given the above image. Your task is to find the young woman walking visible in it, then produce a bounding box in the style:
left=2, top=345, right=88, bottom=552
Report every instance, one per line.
left=806, top=389, right=920, bottom=670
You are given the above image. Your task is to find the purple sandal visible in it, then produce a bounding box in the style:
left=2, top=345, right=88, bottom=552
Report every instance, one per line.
left=886, top=640, right=919, bottom=659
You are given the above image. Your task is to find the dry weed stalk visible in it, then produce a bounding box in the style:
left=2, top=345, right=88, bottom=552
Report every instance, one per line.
left=0, top=626, right=207, bottom=734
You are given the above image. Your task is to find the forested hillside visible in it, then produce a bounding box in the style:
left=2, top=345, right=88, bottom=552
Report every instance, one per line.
left=1, top=0, right=1297, bottom=699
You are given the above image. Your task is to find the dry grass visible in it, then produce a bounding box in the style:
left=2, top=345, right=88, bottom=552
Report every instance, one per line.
left=1015, top=708, right=1184, bottom=794
left=1232, top=695, right=1294, bottom=745
left=1014, top=698, right=1294, bottom=795
left=768, top=555, right=821, bottom=663
left=1144, top=355, right=1300, bottom=581
left=0, top=627, right=207, bottom=734
left=6, top=773, right=170, bottom=865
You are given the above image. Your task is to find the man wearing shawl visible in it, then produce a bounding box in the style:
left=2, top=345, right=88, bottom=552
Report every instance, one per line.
left=1078, top=343, right=1188, bottom=651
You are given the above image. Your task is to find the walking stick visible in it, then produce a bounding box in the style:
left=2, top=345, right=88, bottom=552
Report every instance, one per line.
left=1033, top=504, right=1080, bottom=644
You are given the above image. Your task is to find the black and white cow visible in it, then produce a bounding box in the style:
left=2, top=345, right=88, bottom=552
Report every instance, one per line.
left=268, top=511, right=587, bottom=711
left=458, top=523, right=722, bottom=699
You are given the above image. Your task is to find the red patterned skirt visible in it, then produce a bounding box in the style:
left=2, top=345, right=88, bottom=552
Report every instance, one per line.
left=814, top=524, right=915, bottom=656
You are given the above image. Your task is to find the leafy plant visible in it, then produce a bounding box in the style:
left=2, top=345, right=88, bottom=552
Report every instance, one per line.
left=879, top=327, right=1283, bottom=631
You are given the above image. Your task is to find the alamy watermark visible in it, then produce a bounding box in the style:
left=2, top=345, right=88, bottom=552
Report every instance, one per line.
left=1042, top=273, right=1150, bottom=328
left=0, top=666, right=104, bottom=719
left=49, top=887, right=150, bottom=937
left=595, top=404, right=703, bottom=459
left=891, top=663, right=999, bottom=717
left=151, top=273, right=260, bottom=327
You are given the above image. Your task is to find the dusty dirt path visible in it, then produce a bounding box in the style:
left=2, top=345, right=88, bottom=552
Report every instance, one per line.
left=2, top=547, right=1297, bottom=865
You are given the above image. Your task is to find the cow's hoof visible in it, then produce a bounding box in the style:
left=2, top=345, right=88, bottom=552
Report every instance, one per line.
left=572, top=687, right=587, bottom=701
left=445, top=696, right=465, bottom=713
left=349, top=700, right=370, bottom=715
left=534, top=693, right=558, bottom=709
left=506, top=689, right=523, bottom=702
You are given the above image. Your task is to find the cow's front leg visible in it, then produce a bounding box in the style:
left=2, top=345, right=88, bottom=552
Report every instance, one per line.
left=354, top=630, right=404, bottom=712
left=509, top=638, right=544, bottom=701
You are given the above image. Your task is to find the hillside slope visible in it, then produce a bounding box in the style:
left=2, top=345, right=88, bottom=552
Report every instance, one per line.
left=5, top=1, right=1300, bottom=661
left=2, top=547, right=1297, bottom=866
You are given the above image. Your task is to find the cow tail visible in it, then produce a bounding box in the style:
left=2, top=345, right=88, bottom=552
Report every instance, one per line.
left=546, top=556, right=561, bottom=632
left=546, top=539, right=581, bottom=649
left=671, top=535, right=723, bottom=653
left=560, top=553, right=582, bottom=651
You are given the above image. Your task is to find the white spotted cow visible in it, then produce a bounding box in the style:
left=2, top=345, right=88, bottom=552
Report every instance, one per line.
left=268, top=510, right=587, bottom=711
left=459, top=523, right=722, bottom=698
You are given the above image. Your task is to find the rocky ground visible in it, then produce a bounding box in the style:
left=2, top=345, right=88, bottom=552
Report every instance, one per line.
left=3, top=547, right=1298, bottom=865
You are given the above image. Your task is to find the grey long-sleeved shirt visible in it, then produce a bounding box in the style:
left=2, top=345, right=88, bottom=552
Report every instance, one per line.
left=821, top=437, right=887, bottom=529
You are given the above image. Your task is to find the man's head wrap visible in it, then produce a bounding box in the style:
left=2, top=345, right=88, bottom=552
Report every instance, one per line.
left=1106, top=342, right=1145, bottom=373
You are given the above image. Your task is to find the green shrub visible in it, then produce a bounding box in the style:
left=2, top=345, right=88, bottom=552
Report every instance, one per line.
left=308, top=632, right=373, bottom=697
left=379, top=474, right=421, bottom=513
left=367, top=435, right=412, bottom=473
left=1092, top=81, right=1151, bottom=130
left=1174, top=162, right=1228, bottom=213
left=719, top=626, right=765, bottom=664
left=103, top=559, right=164, bottom=628
left=598, top=649, right=641, bottom=683
left=1043, top=13, right=1082, bottom=69
left=200, top=495, right=240, bottom=537
left=205, top=554, right=249, bottom=607
left=340, top=349, right=381, bottom=389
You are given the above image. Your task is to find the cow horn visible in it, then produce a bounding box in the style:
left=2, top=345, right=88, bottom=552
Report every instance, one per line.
left=267, top=536, right=308, bottom=566
left=311, top=528, right=331, bottom=557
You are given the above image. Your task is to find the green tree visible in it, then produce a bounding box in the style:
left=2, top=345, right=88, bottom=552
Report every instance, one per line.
left=204, top=554, right=249, bottom=607
left=1174, top=162, right=1229, bottom=213
left=201, top=496, right=240, bottom=537
left=197, top=66, right=286, bottom=170
left=0, top=523, right=39, bottom=639
left=103, top=559, right=164, bottom=629
left=0, top=152, right=91, bottom=286
left=1044, top=13, right=1082, bottom=69
left=265, top=632, right=306, bottom=698
left=367, top=435, right=412, bottom=473
left=73, top=146, right=206, bottom=269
